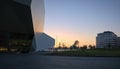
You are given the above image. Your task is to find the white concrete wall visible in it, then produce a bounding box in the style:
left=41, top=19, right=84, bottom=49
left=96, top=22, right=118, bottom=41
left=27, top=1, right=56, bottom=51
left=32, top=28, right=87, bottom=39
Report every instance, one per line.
left=35, top=33, right=55, bottom=51
left=31, top=0, right=45, bottom=33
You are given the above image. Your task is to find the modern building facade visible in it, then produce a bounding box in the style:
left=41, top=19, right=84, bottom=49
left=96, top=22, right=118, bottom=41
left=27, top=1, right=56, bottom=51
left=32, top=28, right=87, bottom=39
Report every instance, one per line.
left=96, top=31, right=119, bottom=48
left=33, top=33, right=55, bottom=51
left=0, top=0, right=55, bottom=52
left=116, top=37, right=120, bottom=47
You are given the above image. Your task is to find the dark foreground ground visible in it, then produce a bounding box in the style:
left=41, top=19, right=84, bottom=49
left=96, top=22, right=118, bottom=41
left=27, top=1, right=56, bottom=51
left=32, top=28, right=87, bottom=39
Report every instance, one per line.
left=0, top=53, right=120, bottom=69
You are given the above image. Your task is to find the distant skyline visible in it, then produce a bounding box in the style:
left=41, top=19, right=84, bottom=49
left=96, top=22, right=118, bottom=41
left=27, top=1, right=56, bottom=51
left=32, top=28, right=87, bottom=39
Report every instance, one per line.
left=44, top=0, right=120, bottom=47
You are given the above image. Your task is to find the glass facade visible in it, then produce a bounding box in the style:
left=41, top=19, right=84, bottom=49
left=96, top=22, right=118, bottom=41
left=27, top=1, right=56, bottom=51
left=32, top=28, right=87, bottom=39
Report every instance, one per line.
left=0, top=0, right=34, bottom=52
left=96, top=31, right=117, bottom=48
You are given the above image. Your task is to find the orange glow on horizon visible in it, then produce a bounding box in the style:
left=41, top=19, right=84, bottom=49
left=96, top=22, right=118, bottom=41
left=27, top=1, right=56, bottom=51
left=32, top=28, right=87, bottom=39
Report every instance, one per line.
left=54, top=39, right=95, bottom=48
left=45, top=31, right=96, bottom=48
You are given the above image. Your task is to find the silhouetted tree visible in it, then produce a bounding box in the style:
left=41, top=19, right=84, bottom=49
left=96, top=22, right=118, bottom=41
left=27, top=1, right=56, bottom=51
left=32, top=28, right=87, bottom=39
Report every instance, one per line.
left=80, top=45, right=87, bottom=49
left=83, top=45, right=87, bottom=49
left=88, top=45, right=92, bottom=49
left=62, top=43, right=65, bottom=47
left=92, top=45, right=96, bottom=49
left=88, top=45, right=96, bottom=49
left=73, top=40, right=79, bottom=46
left=58, top=46, right=62, bottom=49
left=58, top=42, right=61, bottom=47
left=70, top=40, right=79, bottom=49
left=62, top=43, right=68, bottom=49
left=58, top=42, right=62, bottom=49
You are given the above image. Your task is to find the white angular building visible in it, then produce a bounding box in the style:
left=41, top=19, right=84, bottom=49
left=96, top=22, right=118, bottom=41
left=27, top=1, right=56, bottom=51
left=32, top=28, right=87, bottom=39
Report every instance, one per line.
left=32, top=33, right=55, bottom=51
left=31, top=0, right=55, bottom=51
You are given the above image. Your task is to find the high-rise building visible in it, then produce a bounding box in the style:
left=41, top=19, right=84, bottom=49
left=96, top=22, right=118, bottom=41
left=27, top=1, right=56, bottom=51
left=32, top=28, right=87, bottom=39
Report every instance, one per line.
left=0, top=0, right=55, bottom=52
left=96, top=31, right=117, bottom=48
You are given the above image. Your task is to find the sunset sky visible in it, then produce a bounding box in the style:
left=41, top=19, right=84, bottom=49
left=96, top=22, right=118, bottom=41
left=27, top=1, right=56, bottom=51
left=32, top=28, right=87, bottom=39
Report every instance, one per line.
left=44, top=0, right=120, bottom=47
